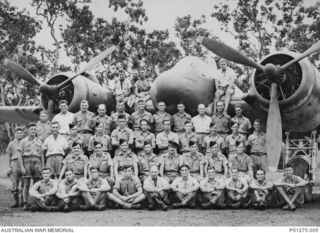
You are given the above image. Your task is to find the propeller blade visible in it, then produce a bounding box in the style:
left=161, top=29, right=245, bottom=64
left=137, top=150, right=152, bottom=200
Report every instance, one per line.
left=4, top=59, right=42, bottom=86
left=266, top=83, right=283, bottom=172
left=281, top=41, right=320, bottom=71
left=47, top=99, right=55, bottom=120
left=56, top=46, right=116, bottom=90
left=199, top=37, right=265, bottom=71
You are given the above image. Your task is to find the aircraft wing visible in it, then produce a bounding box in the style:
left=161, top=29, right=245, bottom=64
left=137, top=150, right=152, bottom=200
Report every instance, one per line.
left=0, top=105, right=41, bottom=124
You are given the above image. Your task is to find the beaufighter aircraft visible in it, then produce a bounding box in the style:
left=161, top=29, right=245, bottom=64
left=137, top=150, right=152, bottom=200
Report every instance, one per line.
left=2, top=37, right=320, bottom=175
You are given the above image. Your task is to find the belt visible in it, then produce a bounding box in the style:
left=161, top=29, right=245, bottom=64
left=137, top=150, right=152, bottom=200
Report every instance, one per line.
left=195, top=132, right=209, bottom=134
left=47, top=153, right=63, bottom=157
left=23, top=155, right=41, bottom=158
left=78, top=129, right=93, bottom=134
left=251, top=152, right=267, bottom=156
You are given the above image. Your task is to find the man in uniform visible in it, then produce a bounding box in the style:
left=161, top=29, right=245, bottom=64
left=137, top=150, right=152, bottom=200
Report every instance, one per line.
left=202, top=123, right=225, bottom=154
left=130, top=99, right=153, bottom=132
left=111, top=114, right=134, bottom=154
left=111, top=100, right=130, bottom=129
left=247, top=119, right=267, bottom=174
left=178, top=121, right=197, bottom=154
left=225, top=123, right=246, bottom=160
left=52, top=100, right=74, bottom=137
left=171, top=164, right=199, bottom=208
left=172, top=102, right=192, bottom=135
left=93, top=104, right=112, bottom=136
left=36, top=111, right=51, bottom=142
left=108, top=165, right=146, bottom=209
left=17, top=122, right=43, bottom=210
left=213, top=59, right=236, bottom=114
left=143, top=166, right=170, bottom=211
left=43, top=121, right=70, bottom=179
left=249, top=169, right=273, bottom=209
left=231, top=105, right=252, bottom=138
left=56, top=169, right=82, bottom=212
left=211, top=101, right=231, bottom=139
left=29, top=167, right=59, bottom=211
left=78, top=166, right=111, bottom=210
left=192, top=104, right=212, bottom=146
left=137, top=142, right=160, bottom=183
left=134, top=119, right=156, bottom=155
left=156, top=119, right=179, bottom=156
left=225, top=168, right=250, bottom=208
left=6, top=126, right=24, bottom=207
left=199, top=167, right=225, bottom=209
left=273, top=163, right=307, bottom=211
left=152, top=101, right=172, bottom=135
left=88, top=122, right=112, bottom=155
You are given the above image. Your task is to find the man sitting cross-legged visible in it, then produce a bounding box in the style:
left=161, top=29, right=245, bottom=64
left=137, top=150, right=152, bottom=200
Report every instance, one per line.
left=249, top=169, right=273, bottom=210
left=143, top=166, right=170, bottom=211
left=56, top=169, right=82, bottom=212
left=77, top=166, right=111, bottom=210
left=273, top=163, right=307, bottom=211
left=225, top=167, right=250, bottom=208
left=199, top=167, right=225, bottom=209
left=171, top=164, right=199, bottom=208
left=108, top=165, right=146, bottom=209
left=29, top=167, right=60, bottom=212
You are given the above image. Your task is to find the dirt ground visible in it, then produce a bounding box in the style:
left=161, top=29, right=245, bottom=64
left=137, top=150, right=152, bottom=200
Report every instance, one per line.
left=1, top=156, right=320, bottom=226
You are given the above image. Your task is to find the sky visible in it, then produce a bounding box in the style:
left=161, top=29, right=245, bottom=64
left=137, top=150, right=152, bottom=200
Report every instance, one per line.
left=7, top=0, right=319, bottom=66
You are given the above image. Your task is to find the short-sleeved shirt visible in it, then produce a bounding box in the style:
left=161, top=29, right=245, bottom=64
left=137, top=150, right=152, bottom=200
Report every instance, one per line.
left=211, top=113, right=231, bottom=134
left=18, top=136, right=43, bottom=157
left=62, top=154, right=89, bottom=175
left=85, top=177, right=108, bottom=190
left=160, top=153, right=180, bottom=173
left=52, top=112, right=75, bottom=134
left=36, top=121, right=51, bottom=141
left=113, top=152, right=138, bottom=172
left=134, top=131, right=156, bottom=151
left=225, top=133, right=247, bottom=154
left=231, top=116, right=252, bottom=135
left=226, top=178, right=245, bottom=190
left=111, top=112, right=130, bottom=128
left=228, top=153, right=253, bottom=173
left=179, top=132, right=198, bottom=153
left=130, top=110, right=153, bottom=129
left=200, top=177, right=225, bottom=192
left=94, top=115, right=112, bottom=135
left=152, top=112, right=172, bottom=133
left=59, top=178, right=78, bottom=194
left=171, top=176, right=198, bottom=192
left=114, top=176, right=141, bottom=196
left=114, top=78, right=132, bottom=97
left=180, top=152, right=204, bottom=173
left=6, top=139, right=22, bottom=160
left=192, top=115, right=212, bottom=133
left=276, top=175, right=304, bottom=194
left=67, top=134, right=85, bottom=148
left=247, top=131, right=267, bottom=154
left=172, top=112, right=192, bottom=133
left=250, top=179, right=273, bottom=190
left=138, top=153, right=160, bottom=175
left=36, top=179, right=56, bottom=194
left=111, top=127, right=134, bottom=146
left=89, top=152, right=113, bottom=174
left=42, top=135, right=69, bottom=157
left=143, top=176, right=170, bottom=191
left=73, top=111, right=95, bottom=131
left=217, top=67, right=236, bottom=88
left=202, top=134, right=225, bottom=152
left=156, top=131, right=179, bottom=150
left=88, top=134, right=112, bottom=152
left=205, top=153, right=228, bottom=174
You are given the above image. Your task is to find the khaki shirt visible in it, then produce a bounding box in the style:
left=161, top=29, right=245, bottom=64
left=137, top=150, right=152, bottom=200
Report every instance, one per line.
left=156, top=131, right=179, bottom=152
left=94, top=115, right=112, bottom=135
left=18, top=136, right=43, bottom=157
left=89, top=152, right=113, bottom=174
left=231, top=116, right=252, bottom=135
left=226, top=178, right=246, bottom=190
left=205, top=153, right=228, bottom=174
left=202, top=134, right=225, bottom=153
left=113, top=151, right=138, bottom=172
left=211, top=113, right=231, bottom=134
left=111, top=127, right=134, bottom=146
left=62, top=154, right=88, bottom=175
left=6, top=139, right=22, bottom=160
left=225, top=134, right=246, bottom=154
left=59, top=178, right=78, bottom=194
left=85, top=177, right=109, bottom=190
left=179, top=132, right=198, bottom=153
left=228, top=153, right=253, bottom=173
left=200, top=177, right=225, bottom=192
left=138, top=153, right=160, bottom=175
left=180, top=152, right=204, bottom=173
left=130, top=110, right=153, bottom=129
left=134, top=131, right=156, bottom=150
left=36, top=179, right=56, bottom=194
left=42, top=135, right=69, bottom=157
left=67, top=134, right=85, bottom=148
left=247, top=131, right=267, bottom=154
left=172, top=112, right=192, bottom=133
left=160, top=153, right=180, bottom=173
left=152, top=111, right=172, bottom=133
left=73, top=111, right=95, bottom=131
left=88, top=134, right=112, bottom=152
left=114, top=176, right=141, bottom=196
left=111, top=111, right=130, bottom=128
left=171, top=176, right=199, bottom=192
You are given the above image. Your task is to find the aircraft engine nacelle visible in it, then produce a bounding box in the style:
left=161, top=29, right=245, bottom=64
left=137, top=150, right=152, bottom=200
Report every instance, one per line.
left=251, top=51, right=320, bottom=132
left=150, top=57, right=217, bottom=115
left=41, top=72, right=115, bottom=114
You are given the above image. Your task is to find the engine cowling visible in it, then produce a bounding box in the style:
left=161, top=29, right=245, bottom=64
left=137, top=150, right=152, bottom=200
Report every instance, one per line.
left=251, top=51, right=320, bottom=132
left=41, top=73, right=115, bottom=114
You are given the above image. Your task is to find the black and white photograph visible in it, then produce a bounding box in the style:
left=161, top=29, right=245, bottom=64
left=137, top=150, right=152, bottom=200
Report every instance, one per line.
left=0, top=0, right=320, bottom=228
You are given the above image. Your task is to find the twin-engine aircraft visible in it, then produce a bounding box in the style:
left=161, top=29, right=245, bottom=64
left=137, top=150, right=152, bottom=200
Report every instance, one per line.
left=2, top=38, right=320, bottom=172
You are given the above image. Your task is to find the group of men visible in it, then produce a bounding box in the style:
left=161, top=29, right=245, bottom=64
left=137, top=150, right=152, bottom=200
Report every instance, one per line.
left=6, top=94, right=307, bottom=212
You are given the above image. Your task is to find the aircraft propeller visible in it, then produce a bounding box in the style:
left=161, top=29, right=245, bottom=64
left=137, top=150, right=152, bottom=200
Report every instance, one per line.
left=198, top=37, right=320, bottom=172
left=4, top=46, right=116, bottom=117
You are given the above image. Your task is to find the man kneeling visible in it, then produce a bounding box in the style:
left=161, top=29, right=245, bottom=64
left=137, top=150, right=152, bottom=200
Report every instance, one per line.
left=56, top=169, right=82, bottom=212
left=171, top=164, right=199, bottom=208
left=143, top=166, right=170, bottom=211
left=108, top=165, right=146, bottom=209
left=274, top=163, right=307, bottom=211
left=225, top=168, right=250, bottom=208
left=199, top=167, right=225, bottom=209
left=249, top=169, right=273, bottom=209
left=29, top=167, right=59, bottom=211
left=78, top=167, right=111, bottom=210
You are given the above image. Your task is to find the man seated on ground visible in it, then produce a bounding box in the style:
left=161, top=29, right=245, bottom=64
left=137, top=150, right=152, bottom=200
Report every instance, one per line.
left=29, top=167, right=59, bottom=212
left=56, top=169, right=81, bottom=212
left=273, top=163, right=307, bottom=211
left=77, top=166, right=111, bottom=210
left=171, top=164, right=199, bottom=208
left=108, top=165, right=146, bottom=209
left=225, top=168, right=250, bottom=208
left=143, top=166, right=170, bottom=211
left=199, top=167, right=225, bottom=209
left=249, top=169, right=273, bottom=210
